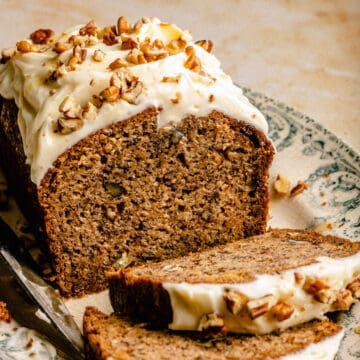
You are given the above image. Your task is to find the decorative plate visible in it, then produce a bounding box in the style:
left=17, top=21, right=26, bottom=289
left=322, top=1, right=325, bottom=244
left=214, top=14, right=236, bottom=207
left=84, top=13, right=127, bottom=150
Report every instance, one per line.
left=0, top=88, right=359, bottom=359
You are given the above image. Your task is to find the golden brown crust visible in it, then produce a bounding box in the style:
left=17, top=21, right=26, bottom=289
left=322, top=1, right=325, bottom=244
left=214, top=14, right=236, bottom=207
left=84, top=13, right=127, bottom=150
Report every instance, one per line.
left=83, top=306, right=343, bottom=360
left=0, top=97, right=274, bottom=297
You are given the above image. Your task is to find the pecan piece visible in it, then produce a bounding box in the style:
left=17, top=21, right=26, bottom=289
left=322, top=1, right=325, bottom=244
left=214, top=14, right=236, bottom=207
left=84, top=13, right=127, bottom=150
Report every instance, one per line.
left=303, top=277, right=329, bottom=296
left=246, top=295, right=275, bottom=319
left=100, top=86, right=120, bottom=103
left=290, top=181, right=309, bottom=197
left=55, top=117, right=83, bottom=135
left=117, top=16, right=130, bottom=35
left=79, top=20, right=98, bottom=36
left=273, top=174, right=291, bottom=196
left=54, top=42, right=68, bottom=54
left=198, top=313, right=227, bottom=335
left=102, top=26, right=118, bottom=45
left=334, top=289, right=354, bottom=310
left=195, top=39, right=213, bottom=53
left=16, top=40, right=36, bottom=53
left=223, top=289, right=248, bottom=315
left=30, top=29, right=54, bottom=44
left=271, top=302, right=294, bottom=321
left=346, top=277, right=360, bottom=299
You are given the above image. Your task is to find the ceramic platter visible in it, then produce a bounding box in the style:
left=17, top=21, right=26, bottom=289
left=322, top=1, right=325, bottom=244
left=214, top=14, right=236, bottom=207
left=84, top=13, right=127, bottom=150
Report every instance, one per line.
left=0, top=88, right=359, bottom=359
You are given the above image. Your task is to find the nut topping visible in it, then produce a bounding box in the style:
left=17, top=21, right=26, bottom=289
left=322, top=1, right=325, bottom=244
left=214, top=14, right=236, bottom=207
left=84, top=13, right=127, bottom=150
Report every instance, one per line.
left=334, top=289, right=354, bottom=310
left=93, top=49, right=106, bottom=62
left=54, top=42, right=68, bottom=54
left=30, top=29, right=54, bottom=44
left=195, top=40, right=213, bottom=53
left=290, top=181, right=309, bottom=197
left=347, top=277, right=360, bottom=299
left=273, top=174, right=291, bottom=196
left=126, top=48, right=147, bottom=65
left=271, top=302, right=294, bottom=321
left=16, top=40, right=36, bottom=53
left=314, top=289, right=337, bottom=304
left=79, top=20, right=98, bottom=36
left=246, top=294, right=275, bottom=319
left=55, top=117, right=83, bottom=135
left=223, top=289, right=248, bottom=315
left=197, top=313, right=226, bottom=335
left=303, top=277, right=329, bottom=295
left=100, top=85, right=120, bottom=103
left=102, top=26, right=118, bottom=45
left=1, top=47, right=16, bottom=62
left=117, top=16, right=130, bottom=35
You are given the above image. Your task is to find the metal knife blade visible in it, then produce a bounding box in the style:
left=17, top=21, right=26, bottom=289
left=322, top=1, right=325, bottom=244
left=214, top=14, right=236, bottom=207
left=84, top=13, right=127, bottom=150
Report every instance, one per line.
left=0, top=217, right=84, bottom=359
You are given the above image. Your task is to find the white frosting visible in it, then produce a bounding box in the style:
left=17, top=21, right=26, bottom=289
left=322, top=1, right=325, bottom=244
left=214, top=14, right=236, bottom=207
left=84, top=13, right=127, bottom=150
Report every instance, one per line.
left=0, top=17, right=269, bottom=186
left=0, top=317, right=57, bottom=359
left=163, top=252, right=360, bottom=334
left=280, top=327, right=345, bottom=360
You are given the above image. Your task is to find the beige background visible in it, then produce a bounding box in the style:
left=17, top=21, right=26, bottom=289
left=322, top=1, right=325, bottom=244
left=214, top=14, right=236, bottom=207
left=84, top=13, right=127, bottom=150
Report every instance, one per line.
left=0, top=0, right=359, bottom=151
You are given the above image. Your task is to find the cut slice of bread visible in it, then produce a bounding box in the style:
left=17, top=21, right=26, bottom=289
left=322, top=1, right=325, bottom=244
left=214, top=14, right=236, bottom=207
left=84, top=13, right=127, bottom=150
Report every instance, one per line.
left=83, top=306, right=344, bottom=360
left=107, top=228, right=360, bottom=335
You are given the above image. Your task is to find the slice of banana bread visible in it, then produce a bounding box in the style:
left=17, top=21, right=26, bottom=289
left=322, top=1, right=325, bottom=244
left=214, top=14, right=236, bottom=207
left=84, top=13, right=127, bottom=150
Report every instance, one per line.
left=0, top=16, right=274, bottom=297
left=83, top=306, right=344, bottom=360
left=107, top=229, right=360, bottom=335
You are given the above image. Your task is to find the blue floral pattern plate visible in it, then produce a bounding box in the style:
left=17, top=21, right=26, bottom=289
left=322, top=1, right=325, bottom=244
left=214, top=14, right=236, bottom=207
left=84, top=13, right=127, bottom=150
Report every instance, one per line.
left=0, top=88, right=359, bottom=359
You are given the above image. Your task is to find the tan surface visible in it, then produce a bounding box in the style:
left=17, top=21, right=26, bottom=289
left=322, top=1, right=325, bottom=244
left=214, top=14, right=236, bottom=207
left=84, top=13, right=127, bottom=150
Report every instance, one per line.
left=0, top=0, right=359, bottom=151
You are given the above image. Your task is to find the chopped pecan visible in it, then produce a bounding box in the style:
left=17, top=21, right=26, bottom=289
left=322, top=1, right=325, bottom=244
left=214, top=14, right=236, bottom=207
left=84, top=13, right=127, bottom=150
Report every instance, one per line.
left=347, top=277, right=360, bottom=299
left=167, top=38, right=187, bottom=54
left=197, top=313, right=227, bottom=335
left=294, top=272, right=303, bottom=284
left=195, top=40, right=213, bottom=53
left=108, top=58, right=128, bottom=70
left=93, top=49, right=105, bottom=62
left=1, top=47, right=16, bottom=62
left=273, top=174, right=291, bottom=196
left=290, top=181, right=309, bottom=197
left=82, top=102, right=98, bottom=121
left=100, top=86, right=120, bottom=103
left=121, top=81, right=143, bottom=104
left=303, top=277, right=329, bottom=295
left=271, top=302, right=294, bottom=321
left=30, top=29, right=54, bottom=44
left=16, top=40, right=36, bottom=53
left=223, top=289, right=248, bottom=315
left=55, top=117, right=83, bottom=135
left=246, top=294, right=275, bottom=319
left=334, top=289, right=354, bottom=310
left=120, top=35, right=139, bottom=50
left=126, top=48, right=147, bottom=64
left=102, top=26, right=118, bottom=45
left=314, top=289, right=337, bottom=304
left=59, top=95, right=82, bottom=118
left=117, top=16, right=130, bottom=35
left=79, top=20, right=98, bottom=36
left=54, top=42, right=68, bottom=54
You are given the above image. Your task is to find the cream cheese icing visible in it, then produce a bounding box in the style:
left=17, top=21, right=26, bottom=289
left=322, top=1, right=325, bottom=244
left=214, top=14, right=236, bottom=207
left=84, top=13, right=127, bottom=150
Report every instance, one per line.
left=162, top=252, right=360, bottom=334
left=0, top=17, right=269, bottom=186
left=0, top=317, right=57, bottom=360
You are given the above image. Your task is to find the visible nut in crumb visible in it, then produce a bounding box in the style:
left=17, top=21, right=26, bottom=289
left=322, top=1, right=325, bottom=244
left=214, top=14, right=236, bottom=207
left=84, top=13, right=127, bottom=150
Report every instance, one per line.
left=93, top=49, right=106, bottom=62
left=106, top=207, right=116, bottom=220
left=117, top=16, right=130, bottom=35
left=290, top=181, right=309, bottom=197
left=346, top=277, right=360, bottom=299
left=271, top=302, right=294, bottom=321
left=195, top=39, right=213, bottom=53
left=79, top=20, right=98, bottom=36
left=223, top=289, right=248, bottom=315
left=334, top=289, right=353, bottom=310
left=16, top=40, right=36, bottom=53
left=273, top=174, right=291, bottom=196
left=246, top=294, right=275, bottom=319
left=113, top=252, right=135, bottom=270
left=30, top=29, right=54, bottom=44
left=54, top=42, right=68, bottom=54
left=197, top=313, right=226, bottom=335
